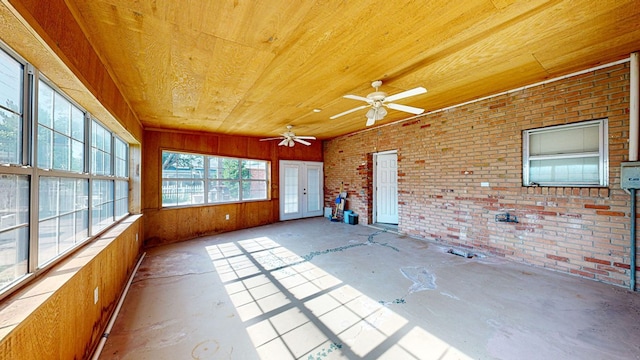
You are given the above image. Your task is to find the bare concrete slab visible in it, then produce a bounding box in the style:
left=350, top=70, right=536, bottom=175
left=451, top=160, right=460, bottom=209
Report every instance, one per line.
left=99, top=217, right=640, bottom=359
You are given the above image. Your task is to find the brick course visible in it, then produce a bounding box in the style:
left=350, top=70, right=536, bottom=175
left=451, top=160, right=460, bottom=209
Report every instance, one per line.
left=324, top=62, right=637, bottom=288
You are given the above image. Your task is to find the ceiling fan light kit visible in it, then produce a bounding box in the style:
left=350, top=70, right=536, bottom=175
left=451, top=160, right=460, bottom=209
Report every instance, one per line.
left=331, top=80, right=427, bottom=126
left=260, top=125, right=316, bottom=147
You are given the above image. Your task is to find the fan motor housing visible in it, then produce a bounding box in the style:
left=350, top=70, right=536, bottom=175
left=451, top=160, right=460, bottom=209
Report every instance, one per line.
left=367, top=91, right=387, bottom=101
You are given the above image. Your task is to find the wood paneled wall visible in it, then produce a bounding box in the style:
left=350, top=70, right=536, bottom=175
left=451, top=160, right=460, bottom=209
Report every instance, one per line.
left=0, top=216, right=143, bottom=359
left=143, top=129, right=323, bottom=247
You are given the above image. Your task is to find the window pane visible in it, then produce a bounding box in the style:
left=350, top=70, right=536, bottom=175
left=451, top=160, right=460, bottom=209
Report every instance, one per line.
left=0, top=174, right=29, bottom=288
left=91, top=121, right=112, bottom=175
left=209, top=180, right=239, bottom=203
left=162, top=152, right=203, bottom=178
left=0, top=174, right=29, bottom=228
left=242, top=160, right=267, bottom=180
left=71, top=106, right=84, bottom=141
left=91, top=179, right=114, bottom=234
left=162, top=180, right=178, bottom=207
left=0, top=227, right=28, bottom=289
left=283, top=167, right=299, bottom=214
left=114, top=138, right=127, bottom=177
left=53, top=133, right=70, bottom=171
left=0, top=49, right=22, bottom=114
left=38, top=177, right=89, bottom=266
left=208, top=157, right=239, bottom=180
left=39, top=176, right=57, bottom=219
left=242, top=180, right=267, bottom=200
left=0, top=49, right=22, bottom=165
left=0, top=108, right=21, bottom=164
left=530, top=124, right=599, bottom=156
left=530, top=157, right=599, bottom=185
left=53, top=92, right=71, bottom=136
left=38, top=218, right=57, bottom=265
left=115, top=180, right=128, bottom=219
left=38, top=81, right=54, bottom=127
left=307, top=167, right=321, bottom=212
left=71, top=139, right=84, bottom=173
left=37, top=125, right=53, bottom=169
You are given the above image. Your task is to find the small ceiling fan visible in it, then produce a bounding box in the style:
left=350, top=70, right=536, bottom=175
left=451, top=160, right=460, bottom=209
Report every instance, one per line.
left=259, top=125, right=316, bottom=147
left=330, top=80, right=427, bottom=126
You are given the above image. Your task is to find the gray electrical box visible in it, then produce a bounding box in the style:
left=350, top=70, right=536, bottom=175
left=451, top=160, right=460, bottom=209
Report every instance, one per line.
left=621, top=162, right=640, bottom=189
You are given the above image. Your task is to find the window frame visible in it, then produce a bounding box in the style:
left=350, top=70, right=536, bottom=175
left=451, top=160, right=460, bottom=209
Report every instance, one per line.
left=161, top=150, right=270, bottom=208
left=0, top=41, right=131, bottom=298
left=522, top=119, right=608, bottom=187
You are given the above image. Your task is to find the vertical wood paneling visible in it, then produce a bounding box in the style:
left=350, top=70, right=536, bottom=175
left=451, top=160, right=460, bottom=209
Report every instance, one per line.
left=0, top=218, right=143, bottom=359
left=142, top=129, right=323, bottom=246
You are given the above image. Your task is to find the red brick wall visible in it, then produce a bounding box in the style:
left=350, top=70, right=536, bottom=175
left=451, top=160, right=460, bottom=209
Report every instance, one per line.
left=324, top=62, right=637, bottom=288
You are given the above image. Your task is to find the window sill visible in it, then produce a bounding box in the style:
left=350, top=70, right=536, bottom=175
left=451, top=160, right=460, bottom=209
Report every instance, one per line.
left=0, top=214, right=142, bottom=341
left=523, top=186, right=610, bottom=198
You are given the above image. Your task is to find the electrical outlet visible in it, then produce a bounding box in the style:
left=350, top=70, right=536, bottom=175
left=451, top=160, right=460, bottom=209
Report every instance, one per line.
left=135, top=233, right=138, bottom=242
left=225, top=214, right=229, bottom=220
left=94, top=287, right=99, bottom=304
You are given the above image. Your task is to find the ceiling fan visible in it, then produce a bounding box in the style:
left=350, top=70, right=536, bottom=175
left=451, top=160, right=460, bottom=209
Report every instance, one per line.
left=259, top=125, right=316, bottom=147
left=330, top=80, right=427, bottom=126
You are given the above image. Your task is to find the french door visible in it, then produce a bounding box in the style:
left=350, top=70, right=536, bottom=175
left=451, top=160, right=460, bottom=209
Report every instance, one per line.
left=279, top=161, right=324, bottom=220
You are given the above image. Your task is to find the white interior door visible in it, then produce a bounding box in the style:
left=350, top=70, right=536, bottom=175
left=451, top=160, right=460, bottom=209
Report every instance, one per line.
left=280, top=161, right=323, bottom=220
left=375, top=152, right=398, bottom=224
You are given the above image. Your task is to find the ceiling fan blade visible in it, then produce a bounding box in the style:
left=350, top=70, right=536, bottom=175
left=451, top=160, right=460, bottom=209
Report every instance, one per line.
left=330, top=105, right=369, bottom=119
left=343, top=94, right=372, bottom=103
left=384, top=87, right=427, bottom=102
left=293, top=138, right=311, bottom=146
left=278, top=139, right=288, bottom=146
left=260, top=137, right=284, bottom=141
left=365, top=117, right=376, bottom=126
left=294, top=136, right=316, bottom=140
left=386, top=102, right=425, bottom=115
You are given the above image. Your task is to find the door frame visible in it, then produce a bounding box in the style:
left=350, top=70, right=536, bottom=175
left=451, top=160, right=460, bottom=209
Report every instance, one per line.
left=279, top=160, right=324, bottom=221
left=373, top=150, right=398, bottom=224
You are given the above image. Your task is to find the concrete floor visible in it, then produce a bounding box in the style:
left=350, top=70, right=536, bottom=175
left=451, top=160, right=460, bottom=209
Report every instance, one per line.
left=99, top=217, right=640, bottom=360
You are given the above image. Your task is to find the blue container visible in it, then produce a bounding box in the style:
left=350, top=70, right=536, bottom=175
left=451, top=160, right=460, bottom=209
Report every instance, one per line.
left=343, top=210, right=353, bottom=223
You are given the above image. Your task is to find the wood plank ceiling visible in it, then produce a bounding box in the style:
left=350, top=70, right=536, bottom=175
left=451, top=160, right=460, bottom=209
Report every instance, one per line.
left=64, top=0, right=640, bottom=140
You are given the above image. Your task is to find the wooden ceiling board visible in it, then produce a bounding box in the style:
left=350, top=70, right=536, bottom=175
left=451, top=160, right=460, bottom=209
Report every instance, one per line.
left=44, top=0, right=640, bottom=139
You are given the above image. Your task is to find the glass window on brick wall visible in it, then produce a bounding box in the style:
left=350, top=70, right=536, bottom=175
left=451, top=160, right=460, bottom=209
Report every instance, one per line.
left=162, top=150, right=269, bottom=207
left=523, top=119, right=608, bottom=187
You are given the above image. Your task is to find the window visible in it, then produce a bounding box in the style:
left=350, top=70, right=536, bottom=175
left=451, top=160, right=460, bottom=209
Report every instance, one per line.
left=38, top=177, right=89, bottom=266
left=162, top=150, right=269, bottom=207
left=523, top=119, right=608, bottom=187
left=0, top=175, right=29, bottom=288
left=0, top=46, right=28, bottom=289
left=0, top=43, right=131, bottom=294
left=0, top=48, right=23, bottom=165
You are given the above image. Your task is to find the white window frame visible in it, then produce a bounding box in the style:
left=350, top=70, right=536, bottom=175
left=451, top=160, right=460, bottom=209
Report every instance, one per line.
left=0, top=40, right=130, bottom=298
left=523, top=119, right=608, bottom=187
left=161, top=150, right=269, bottom=207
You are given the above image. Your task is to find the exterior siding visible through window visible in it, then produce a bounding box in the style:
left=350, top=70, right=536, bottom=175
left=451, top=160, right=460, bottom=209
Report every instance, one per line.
left=523, top=119, right=608, bottom=187
left=162, top=150, right=269, bottom=207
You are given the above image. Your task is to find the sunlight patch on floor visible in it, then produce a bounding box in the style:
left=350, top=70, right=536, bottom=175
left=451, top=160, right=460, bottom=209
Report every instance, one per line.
left=206, top=236, right=472, bottom=360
